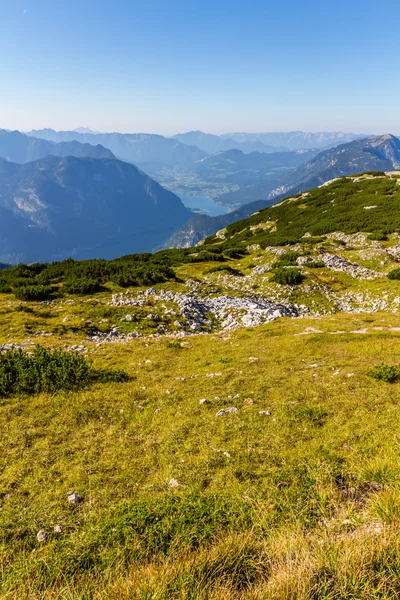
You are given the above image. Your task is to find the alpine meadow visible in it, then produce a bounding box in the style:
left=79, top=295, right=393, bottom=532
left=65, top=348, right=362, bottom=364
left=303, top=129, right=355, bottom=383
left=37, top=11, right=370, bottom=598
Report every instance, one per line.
left=2, top=1, right=400, bottom=598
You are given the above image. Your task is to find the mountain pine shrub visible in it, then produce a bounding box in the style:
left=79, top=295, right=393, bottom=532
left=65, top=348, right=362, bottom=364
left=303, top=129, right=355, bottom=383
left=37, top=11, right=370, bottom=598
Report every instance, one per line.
left=0, top=346, right=129, bottom=397
left=270, top=267, right=304, bottom=285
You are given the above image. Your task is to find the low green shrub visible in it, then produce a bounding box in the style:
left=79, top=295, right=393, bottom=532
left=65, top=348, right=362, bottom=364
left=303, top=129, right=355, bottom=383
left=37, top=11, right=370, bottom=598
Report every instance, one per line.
left=14, top=305, right=34, bottom=313
left=166, top=341, right=184, bottom=350
left=14, top=285, right=55, bottom=301
left=306, top=260, right=325, bottom=268
left=388, top=269, right=400, bottom=281
left=367, top=231, right=388, bottom=241
left=206, top=265, right=242, bottom=276
left=270, top=267, right=304, bottom=285
left=93, top=368, right=130, bottom=383
left=0, top=346, right=130, bottom=397
left=63, top=278, right=102, bottom=295
left=367, top=363, right=400, bottom=383
left=0, top=280, right=12, bottom=293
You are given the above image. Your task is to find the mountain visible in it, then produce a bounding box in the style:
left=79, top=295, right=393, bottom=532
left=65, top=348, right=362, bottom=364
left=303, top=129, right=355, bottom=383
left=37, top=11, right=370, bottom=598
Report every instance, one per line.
left=73, top=127, right=100, bottom=134
left=173, top=130, right=285, bottom=154
left=0, top=129, right=115, bottom=163
left=0, top=155, right=191, bottom=263
left=50, top=141, right=115, bottom=159
left=267, top=134, right=400, bottom=200
left=167, top=134, right=400, bottom=247
left=192, top=148, right=319, bottom=205
left=220, top=131, right=368, bottom=151
left=27, top=129, right=207, bottom=172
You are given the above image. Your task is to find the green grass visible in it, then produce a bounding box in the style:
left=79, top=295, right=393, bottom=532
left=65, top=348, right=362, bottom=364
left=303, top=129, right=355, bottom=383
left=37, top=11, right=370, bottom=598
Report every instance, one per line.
left=2, top=311, right=400, bottom=598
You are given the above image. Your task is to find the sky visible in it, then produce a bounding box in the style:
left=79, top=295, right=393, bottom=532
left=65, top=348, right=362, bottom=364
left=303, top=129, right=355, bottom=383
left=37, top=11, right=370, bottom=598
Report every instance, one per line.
left=1, top=0, right=399, bottom=135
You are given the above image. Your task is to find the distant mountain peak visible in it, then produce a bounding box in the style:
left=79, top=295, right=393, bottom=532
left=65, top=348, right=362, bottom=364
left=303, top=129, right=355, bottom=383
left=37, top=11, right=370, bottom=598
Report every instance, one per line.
left=73, top=127, right=100, bottom=134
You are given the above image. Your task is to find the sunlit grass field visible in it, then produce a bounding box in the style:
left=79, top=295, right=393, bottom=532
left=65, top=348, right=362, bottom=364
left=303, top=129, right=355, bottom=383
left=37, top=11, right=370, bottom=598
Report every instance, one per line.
left=2, top=308, right=400, bottom=598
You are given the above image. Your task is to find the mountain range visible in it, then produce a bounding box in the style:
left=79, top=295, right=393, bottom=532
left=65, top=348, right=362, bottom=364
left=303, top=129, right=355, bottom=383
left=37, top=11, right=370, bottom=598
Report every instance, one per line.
left=27, top=129, right=207, bottom=173
left=172, top=130, right=287, bottom=154
left=167, top=134, right=400, bottom=247
left=0, top=155, right=190, bottom=263
left=218, top=130, right=369, bottom=151
left=0, top=129, right=114, bottom=164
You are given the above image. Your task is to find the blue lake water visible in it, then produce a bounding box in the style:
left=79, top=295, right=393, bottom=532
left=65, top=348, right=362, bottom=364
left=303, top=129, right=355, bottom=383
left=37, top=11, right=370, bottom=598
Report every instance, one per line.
left=179, top=194, right=230, bottom=217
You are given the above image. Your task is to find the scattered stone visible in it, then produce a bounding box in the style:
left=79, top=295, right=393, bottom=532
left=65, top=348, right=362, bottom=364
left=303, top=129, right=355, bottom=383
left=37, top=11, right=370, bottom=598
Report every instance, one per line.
left=67, top=491, right=82, bottom=505
left=259, top=410, right=271, bottom=416
left=168, top=478, right=179, bottom=489
left=54, top=525, right=62, bottom=533
left=37, top=530, right=46, bottom=542
left=216, top=407, right=238, bottom=417
left=199, top=398, right=208, bottom=405
left=243, top=398, right=254, bottom=405
left=154, top=409, right=161, bottom=414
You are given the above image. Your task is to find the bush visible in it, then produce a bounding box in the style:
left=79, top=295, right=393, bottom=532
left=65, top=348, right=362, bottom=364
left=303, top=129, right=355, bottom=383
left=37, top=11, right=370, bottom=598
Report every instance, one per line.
left=368, top=231, right=388, bottom=241
left=14, top=285, right=55, bottom=301
left=93, top=368, right=130, bottom=383
left=14, top=305, right=34, bottom=313
left=306, top=260, right=325, bottom=268
left=367, top=363, right=400, bottom=383
left=0, top=280, right=11, bottom=293
left=206, top=265, right=242, bottom=276
left=388, top=269, right=400, bottom=281
left=166, top=341, right=184, bottom=350
left=63, top=278, right=102, bottom=295
left=0, top=346, right=130, bottom=397
left=224, top=247, right=247, bottom=259
left=270, top=267, right=304, bottom=285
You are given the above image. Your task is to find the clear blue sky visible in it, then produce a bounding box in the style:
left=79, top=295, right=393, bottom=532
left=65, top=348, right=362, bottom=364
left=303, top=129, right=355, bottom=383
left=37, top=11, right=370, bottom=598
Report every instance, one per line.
left=1, top=0, right=399, bottom=135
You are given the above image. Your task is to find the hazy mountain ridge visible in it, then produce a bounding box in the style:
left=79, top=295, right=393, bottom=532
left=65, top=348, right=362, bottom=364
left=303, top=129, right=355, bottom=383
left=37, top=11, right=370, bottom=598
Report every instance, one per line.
left=173, top=130, right=286, bottom=154
left=0, top=155, right=191, bottom=263
left=27, top=129, right=207, bottom=171
left=220, top=130, right=369, bottom=150
left=0, top=129, right=114, bottom=164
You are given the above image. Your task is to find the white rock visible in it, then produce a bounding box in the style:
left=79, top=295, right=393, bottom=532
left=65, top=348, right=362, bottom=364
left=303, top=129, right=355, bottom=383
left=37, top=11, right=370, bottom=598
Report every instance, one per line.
left=216, top=407, right=238, bottom=417
left=37, top=530, right=46, bottom=542
left=169, top=478, right=179, bottom=489
left=67, top=491, right=82, bottom=505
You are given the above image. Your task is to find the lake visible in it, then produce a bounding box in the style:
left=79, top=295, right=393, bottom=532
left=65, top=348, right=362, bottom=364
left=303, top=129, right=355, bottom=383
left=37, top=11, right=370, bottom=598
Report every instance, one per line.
left=179, top=194, right=230, bottom=217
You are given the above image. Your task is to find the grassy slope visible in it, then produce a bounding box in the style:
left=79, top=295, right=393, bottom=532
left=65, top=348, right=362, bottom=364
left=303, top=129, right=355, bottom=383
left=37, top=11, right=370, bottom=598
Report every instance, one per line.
left=3, top=173, right=400, bottom=598
left=3, top=313, right=400, bottom=598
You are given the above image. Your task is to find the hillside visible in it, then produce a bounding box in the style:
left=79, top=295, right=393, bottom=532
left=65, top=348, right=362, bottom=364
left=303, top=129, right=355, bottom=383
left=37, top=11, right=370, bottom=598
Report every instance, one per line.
left=3, top=171, right=400, bottom=597
left=27, top=129, right=207, bottom=172
left=0, top=156, right=191, bottom=263
left=168, top=135, right=400, bottom=247
left=0, top=129, right=114, bottom=163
